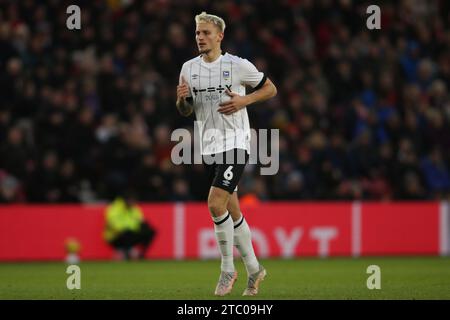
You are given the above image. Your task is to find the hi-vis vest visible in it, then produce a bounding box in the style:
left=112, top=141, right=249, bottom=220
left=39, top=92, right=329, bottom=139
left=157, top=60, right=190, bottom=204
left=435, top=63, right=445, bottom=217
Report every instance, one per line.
left=103, top=198, right=143, bottom=241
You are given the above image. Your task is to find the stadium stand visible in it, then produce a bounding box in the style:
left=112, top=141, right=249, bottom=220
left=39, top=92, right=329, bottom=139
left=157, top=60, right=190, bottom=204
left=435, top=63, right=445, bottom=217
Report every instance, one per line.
left=0, top=0, right=449, bottom=203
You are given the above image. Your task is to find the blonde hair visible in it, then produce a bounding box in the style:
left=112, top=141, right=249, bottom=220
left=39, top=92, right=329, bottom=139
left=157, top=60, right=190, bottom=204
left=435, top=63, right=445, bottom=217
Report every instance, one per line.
left=195, top=11, right=226, bottom=33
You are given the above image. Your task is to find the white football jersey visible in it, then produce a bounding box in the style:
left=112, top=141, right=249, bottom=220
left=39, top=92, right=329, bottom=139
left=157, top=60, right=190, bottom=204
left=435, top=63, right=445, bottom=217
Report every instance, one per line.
left=179, top=52, right=266, bottom=155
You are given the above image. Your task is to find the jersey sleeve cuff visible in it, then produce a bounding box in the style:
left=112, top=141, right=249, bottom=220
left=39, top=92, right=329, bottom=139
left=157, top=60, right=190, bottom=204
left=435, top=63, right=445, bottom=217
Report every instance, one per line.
left=253, top=75, right=267, bottom=90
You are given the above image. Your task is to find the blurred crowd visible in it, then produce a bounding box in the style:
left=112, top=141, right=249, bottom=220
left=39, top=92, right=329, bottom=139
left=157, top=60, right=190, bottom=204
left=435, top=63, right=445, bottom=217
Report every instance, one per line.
left=1, top=0, right=450, bottom=203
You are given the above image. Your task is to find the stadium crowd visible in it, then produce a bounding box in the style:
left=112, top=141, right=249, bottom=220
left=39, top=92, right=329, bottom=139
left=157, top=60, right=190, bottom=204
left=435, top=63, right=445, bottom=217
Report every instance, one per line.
left=1, top=0, right=449, bottom=203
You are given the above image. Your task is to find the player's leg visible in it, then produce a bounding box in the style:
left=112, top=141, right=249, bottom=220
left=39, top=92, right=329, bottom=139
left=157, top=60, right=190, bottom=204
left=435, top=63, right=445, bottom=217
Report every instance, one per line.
left=227, top=192, right=259, bottom=274
left=208, top=186, right=237, bottom=296
left=227, top=192, right=267, bottom=296
left=208, top=186, right=234, bottom=270
left=207, top=149, right=249, bottom=296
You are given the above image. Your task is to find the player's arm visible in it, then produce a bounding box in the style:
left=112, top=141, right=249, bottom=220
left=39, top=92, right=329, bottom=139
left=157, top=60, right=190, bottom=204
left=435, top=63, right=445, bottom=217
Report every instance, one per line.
left=176, top=75, right=194, bottom=117
left=218, top=78, right=277, bottom=115
left=243, top=77, right=277, bottom=105
left=218, top=58, right=277, bottom=115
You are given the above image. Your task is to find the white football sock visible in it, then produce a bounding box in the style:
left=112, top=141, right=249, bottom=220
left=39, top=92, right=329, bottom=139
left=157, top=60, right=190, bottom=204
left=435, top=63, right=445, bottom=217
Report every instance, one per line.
left=212, top=211, right=235, bottom=273
left=233, top=214, right=260, bottom=275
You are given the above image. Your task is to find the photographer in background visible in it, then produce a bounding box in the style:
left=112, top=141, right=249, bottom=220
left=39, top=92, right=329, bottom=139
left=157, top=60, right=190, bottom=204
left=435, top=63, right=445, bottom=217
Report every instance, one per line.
left=103, top=190, right=156, bottom=260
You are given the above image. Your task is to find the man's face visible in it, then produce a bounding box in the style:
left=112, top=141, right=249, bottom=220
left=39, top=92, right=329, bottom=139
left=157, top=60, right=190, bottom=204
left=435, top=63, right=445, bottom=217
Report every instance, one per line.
left=195, top=22, right=223, bottom=54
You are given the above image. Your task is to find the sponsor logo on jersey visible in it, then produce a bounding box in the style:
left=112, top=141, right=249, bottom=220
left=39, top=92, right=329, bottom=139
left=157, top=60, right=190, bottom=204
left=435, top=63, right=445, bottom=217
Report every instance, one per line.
left=193, top=84, right=232, bottom=96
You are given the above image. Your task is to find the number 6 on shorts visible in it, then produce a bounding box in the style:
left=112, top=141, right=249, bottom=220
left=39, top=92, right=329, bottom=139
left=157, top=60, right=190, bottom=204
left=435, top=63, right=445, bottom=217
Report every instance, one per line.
left=224, top=166, right=234, bottom=180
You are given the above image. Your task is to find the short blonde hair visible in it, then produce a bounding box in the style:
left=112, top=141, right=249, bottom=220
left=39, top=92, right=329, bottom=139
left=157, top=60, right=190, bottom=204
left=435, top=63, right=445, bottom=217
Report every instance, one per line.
left=195, top=12, right=226, bottom=33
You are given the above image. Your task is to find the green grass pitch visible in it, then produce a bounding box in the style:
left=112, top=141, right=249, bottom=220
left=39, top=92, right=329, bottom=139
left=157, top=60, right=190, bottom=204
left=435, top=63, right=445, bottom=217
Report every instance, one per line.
left=0, top=257, right=449, bottom=299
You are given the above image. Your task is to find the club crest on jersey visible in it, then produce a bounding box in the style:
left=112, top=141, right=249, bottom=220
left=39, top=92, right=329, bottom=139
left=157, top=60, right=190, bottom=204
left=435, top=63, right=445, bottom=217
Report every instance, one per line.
left=222, top=71, right=230, bottom=80
left=192, top=74, right=198, bottom=80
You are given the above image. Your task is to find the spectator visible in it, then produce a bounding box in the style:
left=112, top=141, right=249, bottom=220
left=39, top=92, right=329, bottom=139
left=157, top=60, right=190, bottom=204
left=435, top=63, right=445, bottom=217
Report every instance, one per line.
left=420, top=148, right=450, bottom=198
left=0, top=1, right=449, bottom=202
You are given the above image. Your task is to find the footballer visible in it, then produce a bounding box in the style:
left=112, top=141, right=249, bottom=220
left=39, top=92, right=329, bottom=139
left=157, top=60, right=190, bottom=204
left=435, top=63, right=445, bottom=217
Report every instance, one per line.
left=176, top=12, right=277, bottom=296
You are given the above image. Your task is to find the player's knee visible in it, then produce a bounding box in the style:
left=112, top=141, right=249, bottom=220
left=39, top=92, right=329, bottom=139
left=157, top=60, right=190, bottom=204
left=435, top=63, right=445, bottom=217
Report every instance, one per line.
left=208, top=198, right=227, bottom=217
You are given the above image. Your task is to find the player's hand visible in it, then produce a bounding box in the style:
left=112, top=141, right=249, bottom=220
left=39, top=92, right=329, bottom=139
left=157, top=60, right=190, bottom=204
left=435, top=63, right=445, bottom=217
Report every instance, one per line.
left=217, top=89, right=248, bottom=115
left=177, top=76, right=190, bottom=101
